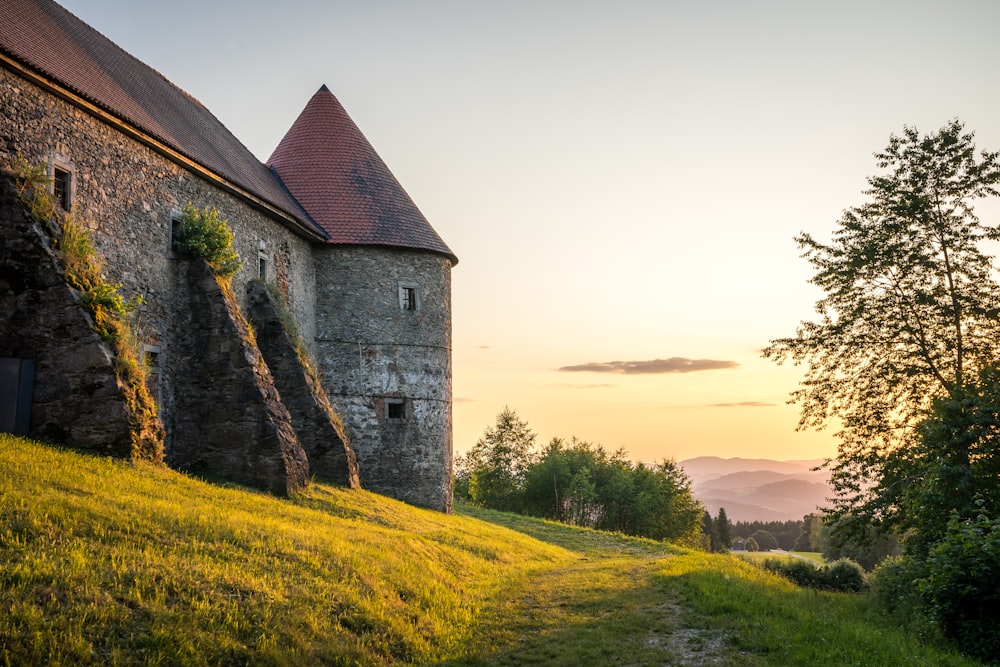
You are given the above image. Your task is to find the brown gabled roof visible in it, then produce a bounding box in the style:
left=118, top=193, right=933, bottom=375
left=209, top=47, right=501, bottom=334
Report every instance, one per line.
left=268, top=86, right=457, bottom=264
left=0, top=0, right=324, bottom=240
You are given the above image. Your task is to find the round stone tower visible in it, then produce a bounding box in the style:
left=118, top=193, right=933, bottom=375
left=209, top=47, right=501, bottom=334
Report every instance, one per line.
left=268, top=86, right=457, bottom=511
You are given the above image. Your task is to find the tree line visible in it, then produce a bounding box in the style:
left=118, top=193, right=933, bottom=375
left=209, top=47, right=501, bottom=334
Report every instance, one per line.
left=455, top=408, right=704, bottom=546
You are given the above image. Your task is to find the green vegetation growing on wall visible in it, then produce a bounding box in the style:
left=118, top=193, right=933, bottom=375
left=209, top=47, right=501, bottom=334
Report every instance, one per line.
left=172, top=203, right=243, bottom=278
left=9, top=158, right=163, bottom=462
left=12, top=158, right=163, bottom=461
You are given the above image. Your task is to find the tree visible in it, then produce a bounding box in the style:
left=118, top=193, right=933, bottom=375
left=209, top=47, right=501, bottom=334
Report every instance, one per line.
left=794, top=513, right=824, bottom=552
left=715, top=507, right=732, bottom=552
left=465, top=407, right=537, bottom=511
left=702, top=510, right=719, bottom=552
left=899, top=366, right=1000, bottom=554
left=749, top=529, right=779, bottom=551
left=764, top=120, right=1000, bottom=541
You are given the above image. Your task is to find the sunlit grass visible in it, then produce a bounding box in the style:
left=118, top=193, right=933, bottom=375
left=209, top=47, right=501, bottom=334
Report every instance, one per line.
left=657, top=551, right=977, bottom=666
left=0, top=436, right=980, bottom=666
left=734, top=550, right=824, bottom=566
left=0, top=435, right=567, bottom=665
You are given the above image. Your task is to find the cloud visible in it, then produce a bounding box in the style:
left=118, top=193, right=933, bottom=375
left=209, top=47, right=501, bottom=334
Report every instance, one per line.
left=552, top=383, right=619, bottom=390
left=708, top=401, right=777, bottom=408
left=558, top=357, right=740, bottom=375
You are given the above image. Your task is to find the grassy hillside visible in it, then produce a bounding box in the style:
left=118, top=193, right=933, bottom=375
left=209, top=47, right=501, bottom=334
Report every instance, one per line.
left=0, top=435, right=980, bottom=666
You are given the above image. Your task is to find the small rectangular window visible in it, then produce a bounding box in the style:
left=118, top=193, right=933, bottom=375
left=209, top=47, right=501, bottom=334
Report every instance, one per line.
left=386, top=399, right=406, bottom=421
left=258, top=254, right=268, bottom=280
left=52, top=167, right=71, bottom=210
left=169, top=209, right=184, bottom=253
left=402, top=287, right=416, bottom=311
left=398, top=282, right=420, bottom=312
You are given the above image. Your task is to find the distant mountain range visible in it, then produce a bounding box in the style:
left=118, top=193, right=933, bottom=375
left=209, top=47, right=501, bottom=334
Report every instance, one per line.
left=679, top=456, right=832, bottom=523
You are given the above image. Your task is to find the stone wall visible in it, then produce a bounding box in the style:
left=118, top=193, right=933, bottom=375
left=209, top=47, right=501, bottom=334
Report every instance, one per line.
left=314, top=247, right=453, bottom=511
left=1, top=61, right=456, bottom=508
left=0, top=66, right=319, bottom=462
left=170, top=261, right=309, bottom=496
left=0, top=174, right=153, bottom=456
left=247, top=279, right=360, bottom=487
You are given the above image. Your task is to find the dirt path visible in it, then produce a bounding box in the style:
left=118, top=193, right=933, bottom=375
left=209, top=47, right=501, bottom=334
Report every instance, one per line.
left=465, top=555, right=742, bottom=666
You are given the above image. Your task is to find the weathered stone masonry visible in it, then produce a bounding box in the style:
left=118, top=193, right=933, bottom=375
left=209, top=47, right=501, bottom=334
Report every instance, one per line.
left=1, top=0, right=456, bottom=510
left=0, top=175, right=136, bottom=454
left=315, top=247, right=453, bottom=511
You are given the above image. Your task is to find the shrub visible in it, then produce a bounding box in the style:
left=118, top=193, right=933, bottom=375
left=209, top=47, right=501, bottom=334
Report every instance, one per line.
left=173, top=203, right=243, bottom=277
left=763, top=557, right=820, bottom=588
left=762, top=557, right=867, bottom=593
left=868, top=554, right=943, bottom=643
left=920, top=508, right=1000, bottom=661
left=821, top=558, right=867, bottom=592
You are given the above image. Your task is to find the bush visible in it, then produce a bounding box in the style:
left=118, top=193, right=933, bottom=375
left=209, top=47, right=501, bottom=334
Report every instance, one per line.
left=920, top=509, right=1000, bottom=662
left=173, top=203, right=243, bottom=277
left=763, top=557, right=867, bottom=593
left=763, top=558, right=820, bottom=588
left=821, top=558, right=867, bottom=592
left=868, top=555, right=942, bottom=642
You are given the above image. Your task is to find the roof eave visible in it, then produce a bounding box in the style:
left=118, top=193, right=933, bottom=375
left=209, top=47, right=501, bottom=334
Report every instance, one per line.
left=0, top=49, right=328, bottom=244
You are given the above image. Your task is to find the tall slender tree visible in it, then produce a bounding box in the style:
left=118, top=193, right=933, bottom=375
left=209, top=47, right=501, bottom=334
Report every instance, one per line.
left=715, top=507, right=732, bottom=552
left=764, top=120, right=1000, bottom=540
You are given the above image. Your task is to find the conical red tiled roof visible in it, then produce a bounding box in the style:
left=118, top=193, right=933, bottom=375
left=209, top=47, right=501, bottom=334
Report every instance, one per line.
left=268, top=86, right=457, bottom=264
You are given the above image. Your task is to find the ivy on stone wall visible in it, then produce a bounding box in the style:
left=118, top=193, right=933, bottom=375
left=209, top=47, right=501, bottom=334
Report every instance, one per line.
left=173, top=203, right=243, bottom=278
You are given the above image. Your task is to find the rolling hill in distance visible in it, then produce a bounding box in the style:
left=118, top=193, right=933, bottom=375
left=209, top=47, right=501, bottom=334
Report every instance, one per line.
left=679, top=457, right=832, bottom=523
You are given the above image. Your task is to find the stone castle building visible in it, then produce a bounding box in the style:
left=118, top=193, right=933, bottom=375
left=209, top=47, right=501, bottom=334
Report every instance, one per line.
left=0, top=0, right=457, bottom=511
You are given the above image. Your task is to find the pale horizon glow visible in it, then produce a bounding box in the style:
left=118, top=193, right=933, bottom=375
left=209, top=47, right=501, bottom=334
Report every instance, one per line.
left=57, top=0, right=1000, bottom=463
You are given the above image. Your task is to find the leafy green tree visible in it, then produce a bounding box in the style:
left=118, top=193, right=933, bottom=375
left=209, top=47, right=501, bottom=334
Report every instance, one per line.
left=919, top=506, right=1000, bottom=660
left=714, top=507, right=732, bottom=552
left=745, top=536, right=759, bottom=552
left=794, top=513, right=824, bottom=552
left=565, top=466, right=598, bottom=526
left=900, top=367, right=1000, bottom=554
left=627, top=460, right=704, bottom=545
left=465, top=407, right=536, bottom=512
left=749, top=530, right=779, bottom=551
left=764, top=120, right=1000, bottom=542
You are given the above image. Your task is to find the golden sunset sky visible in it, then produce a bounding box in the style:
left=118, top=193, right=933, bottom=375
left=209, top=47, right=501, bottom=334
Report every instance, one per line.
left=59, top=0, right=1000, bottom=463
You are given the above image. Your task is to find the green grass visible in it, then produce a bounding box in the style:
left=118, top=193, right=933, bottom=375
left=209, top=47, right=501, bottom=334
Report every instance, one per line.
left=735, top=550, right=824, bottom=567
left=791, top=551, right=825, bottom=565
left=0, top=436, right=981, bottom=666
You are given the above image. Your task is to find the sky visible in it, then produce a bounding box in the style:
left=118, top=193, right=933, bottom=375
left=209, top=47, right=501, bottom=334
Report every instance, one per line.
left=57, top=0, right=1000, bottom=463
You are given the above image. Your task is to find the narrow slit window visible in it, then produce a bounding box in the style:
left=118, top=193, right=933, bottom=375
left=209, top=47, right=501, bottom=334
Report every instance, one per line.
left=52, top=167, right=71, bottom=210
left=402, top=287, right=416, bottom=311
left=398, top=282, right=420, bottom=312
left=258, top=240, right=268, bottom=280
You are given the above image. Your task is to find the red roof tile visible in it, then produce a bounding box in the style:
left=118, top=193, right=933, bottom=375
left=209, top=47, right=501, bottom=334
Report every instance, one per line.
left=268, top=86, right=457, bottom=264
left=0, top=0, right=322, bottom=239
